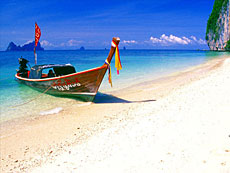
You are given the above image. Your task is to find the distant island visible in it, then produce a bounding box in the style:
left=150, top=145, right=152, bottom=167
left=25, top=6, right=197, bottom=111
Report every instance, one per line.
left=79, top=46, right=85, bottom=51
left=6, top=41, right=44, bottom=51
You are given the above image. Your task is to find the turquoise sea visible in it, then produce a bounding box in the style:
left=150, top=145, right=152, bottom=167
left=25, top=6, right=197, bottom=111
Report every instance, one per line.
left=0, top=50, right=228, bottom=122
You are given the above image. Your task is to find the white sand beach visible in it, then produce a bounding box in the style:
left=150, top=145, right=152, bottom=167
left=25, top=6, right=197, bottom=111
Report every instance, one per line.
left=1, top=56, right=230, bottom=173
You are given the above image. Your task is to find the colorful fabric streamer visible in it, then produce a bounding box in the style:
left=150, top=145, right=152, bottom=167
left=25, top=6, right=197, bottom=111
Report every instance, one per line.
left=111, top=40, right=122, bottom=75
left=115, top=46, right=122, bottom=74
left=105, top=40, right=122, bottom=87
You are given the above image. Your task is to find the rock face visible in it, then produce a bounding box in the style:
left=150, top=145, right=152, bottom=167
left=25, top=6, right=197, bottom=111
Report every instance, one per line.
left=79, top=46, right=85, bottom=51
left=206, top=0, right=230, bottom=51
left=6, top=42, right=21, bottom=51
left=6, top=41, right=44, bottom=51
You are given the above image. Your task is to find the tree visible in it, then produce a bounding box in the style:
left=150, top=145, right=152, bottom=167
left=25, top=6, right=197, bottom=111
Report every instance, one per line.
left=225, top=40, right=230, bottom=51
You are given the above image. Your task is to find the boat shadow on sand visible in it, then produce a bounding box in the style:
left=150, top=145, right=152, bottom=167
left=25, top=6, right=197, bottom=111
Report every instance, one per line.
left=93, top=92, right=156, bottom=104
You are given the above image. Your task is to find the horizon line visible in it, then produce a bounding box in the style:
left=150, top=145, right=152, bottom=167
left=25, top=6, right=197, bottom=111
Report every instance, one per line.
left=1, top=48, right=211, bottom=52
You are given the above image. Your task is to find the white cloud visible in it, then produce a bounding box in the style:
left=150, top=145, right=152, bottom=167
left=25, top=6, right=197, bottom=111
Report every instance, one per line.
left=190, top=36, right=206, bottom=45
left=24, top=40, right=57, bottom=47
left=162, top=34, right=189, bottom=44
left=149, top=37, right=162, bottom=44
left=40, top=40, right=53, bottom=47
left=67, top=39, right=82, bottom=46
left=123, top=40, right=137, bottom=44
left=190, top=36, right=197, bottom=41
left=24, top=40, right=33, bottom=45
left=182, top=36, right=191, bottom=44
left=150, top=34, right=189, bottom=45
left=59, top=39, right=83, bottom=47
left=150, top=34, right=206, bottom=45
left=197, top=39, right=206, bottom=45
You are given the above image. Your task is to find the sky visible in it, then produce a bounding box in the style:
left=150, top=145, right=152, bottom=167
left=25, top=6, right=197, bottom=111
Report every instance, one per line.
left=0, top=0, right=215, bottom=50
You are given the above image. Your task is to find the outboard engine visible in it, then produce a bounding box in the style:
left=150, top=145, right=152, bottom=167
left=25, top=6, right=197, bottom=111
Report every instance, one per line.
left=17, top=57, right=29, bottom=77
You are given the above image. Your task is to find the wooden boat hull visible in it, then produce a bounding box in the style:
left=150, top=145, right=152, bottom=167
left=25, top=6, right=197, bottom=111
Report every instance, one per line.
left=15, top=37, right=121, bottom=102
left=15, top=64, right=108, bottom=102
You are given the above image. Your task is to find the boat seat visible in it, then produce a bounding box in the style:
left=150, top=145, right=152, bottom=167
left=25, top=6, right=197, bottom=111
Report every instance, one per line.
left=42, top=74, right=48, bottom=78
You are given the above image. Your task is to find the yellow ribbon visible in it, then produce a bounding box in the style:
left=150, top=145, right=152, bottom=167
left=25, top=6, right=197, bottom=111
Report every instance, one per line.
left=115, top=46, right=122, bottom=74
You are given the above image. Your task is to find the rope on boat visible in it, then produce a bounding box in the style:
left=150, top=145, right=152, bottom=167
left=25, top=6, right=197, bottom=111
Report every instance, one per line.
left=105, top=59, right=112, bottom=87
left=10, top=84, right=54, bottom=108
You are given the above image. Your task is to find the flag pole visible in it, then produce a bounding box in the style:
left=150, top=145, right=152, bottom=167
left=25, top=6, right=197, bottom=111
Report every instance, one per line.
left=34, top=46, right=37, bottom=65
left=34, top=22, right=37, bottom=65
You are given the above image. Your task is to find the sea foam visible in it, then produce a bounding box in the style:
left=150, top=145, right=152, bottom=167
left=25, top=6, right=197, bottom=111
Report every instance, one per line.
left=40, top=107, right=63, bottom=115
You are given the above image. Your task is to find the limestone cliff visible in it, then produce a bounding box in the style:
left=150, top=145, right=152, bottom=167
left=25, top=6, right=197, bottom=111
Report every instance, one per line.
left=206, top=0, right=230, bottom=51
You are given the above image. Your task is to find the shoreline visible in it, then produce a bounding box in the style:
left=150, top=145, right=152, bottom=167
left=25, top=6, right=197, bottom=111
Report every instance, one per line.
left=0, top=52, right=226, bottom=123
left=0, top=55, right=225, bottom=126
left=1, top=55, right=230, bottom=172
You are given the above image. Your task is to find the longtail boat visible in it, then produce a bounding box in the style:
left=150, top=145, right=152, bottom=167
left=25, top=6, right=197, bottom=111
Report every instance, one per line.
left=15, top=37, right=121, bottom=101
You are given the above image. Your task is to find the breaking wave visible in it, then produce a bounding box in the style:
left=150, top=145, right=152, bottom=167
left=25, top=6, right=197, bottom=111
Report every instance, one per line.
left=40, top=107, right=63, bottom=115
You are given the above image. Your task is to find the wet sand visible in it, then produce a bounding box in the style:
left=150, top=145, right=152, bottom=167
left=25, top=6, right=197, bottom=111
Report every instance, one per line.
left=1, top=56, right=230, bottom=172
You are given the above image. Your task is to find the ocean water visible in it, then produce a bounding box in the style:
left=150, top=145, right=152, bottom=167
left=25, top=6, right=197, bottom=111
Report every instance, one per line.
left=0, top=50, right=228, bottom=122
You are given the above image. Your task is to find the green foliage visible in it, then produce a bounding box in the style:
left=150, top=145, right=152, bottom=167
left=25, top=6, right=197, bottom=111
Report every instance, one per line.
left=206, top=0, right=228, bottom=41
left=225, top=40, right=230, bottom=51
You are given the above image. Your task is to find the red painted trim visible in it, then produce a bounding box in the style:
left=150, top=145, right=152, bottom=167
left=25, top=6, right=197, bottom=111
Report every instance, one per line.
left=15, top=64, right=107, bottom=82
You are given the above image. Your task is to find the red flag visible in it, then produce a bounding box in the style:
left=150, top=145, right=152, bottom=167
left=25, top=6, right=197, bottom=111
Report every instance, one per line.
left=35, top=23, right=41, bottom=47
